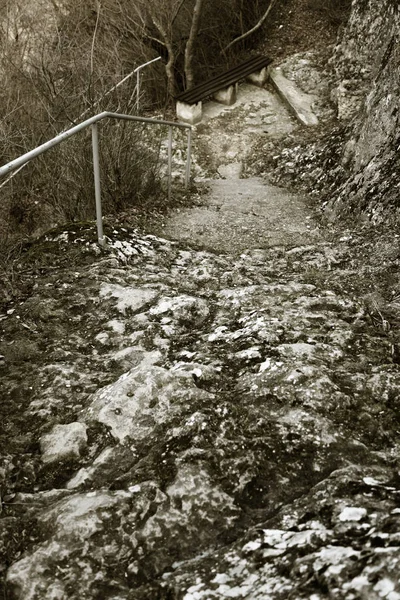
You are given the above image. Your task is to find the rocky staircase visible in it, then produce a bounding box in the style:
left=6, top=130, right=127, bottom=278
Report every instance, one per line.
left=1, top=52, right=400, bottom=600
left=1, top=222, right=400, bottom=599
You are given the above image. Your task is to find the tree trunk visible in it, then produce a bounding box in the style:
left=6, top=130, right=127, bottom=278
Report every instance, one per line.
left=152, top=14, right=177, bottom=98
left=184, top=0, right=204, bottom=90
left=165, top=45, right=177, bottom=98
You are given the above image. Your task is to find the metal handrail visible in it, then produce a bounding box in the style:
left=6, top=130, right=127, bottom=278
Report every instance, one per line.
left=0, top=111, right=192, bottom=246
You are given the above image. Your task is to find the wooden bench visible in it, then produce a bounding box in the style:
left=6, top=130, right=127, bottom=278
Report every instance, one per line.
left=175, top=55, right=273, bottom=124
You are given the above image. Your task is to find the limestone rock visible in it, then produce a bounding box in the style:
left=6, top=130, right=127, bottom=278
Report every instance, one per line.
left=66, top=445, right=138, bottom=490
left=40, top=423, right=88, bottom=465
left=138, top=463, right=239, bottom=573
left=4, top=220, right=400, bottom=599
left=162, top=465, right=400, bottom=599
left=6, top=490, right=135, bottom=600
left=3, top=5, right=400, bottom=592
left=329, top=0, right=400, bottom=220
left=149, top=295, right=211, bottom=328
left=84, top=356, right=214, bottom=443
left=99, top=283, right=158, bottom=314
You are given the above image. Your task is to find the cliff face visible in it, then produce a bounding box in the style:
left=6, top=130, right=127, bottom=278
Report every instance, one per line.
left=330, top=0, right=400, bottom=222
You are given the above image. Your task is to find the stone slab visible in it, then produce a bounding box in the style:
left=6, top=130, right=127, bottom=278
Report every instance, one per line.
left=269, top=67, right=319, bottom=127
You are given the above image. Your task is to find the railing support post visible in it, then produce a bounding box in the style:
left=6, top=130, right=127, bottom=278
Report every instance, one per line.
left=134, top=56, right=161, bottom=114
left=91, top=123, right=105, bottom=246
left=168, top=125, right=173, bottom=202
left=185, top=128, right=191, bottom=189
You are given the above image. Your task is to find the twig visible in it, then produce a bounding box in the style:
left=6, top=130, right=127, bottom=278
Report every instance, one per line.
left=90, top=1, right=101, bottom=76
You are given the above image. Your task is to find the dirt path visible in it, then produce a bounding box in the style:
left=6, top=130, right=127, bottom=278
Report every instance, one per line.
left=158, top=178, right=320, bottom=253
left=151, top=80, right=320, bottom=253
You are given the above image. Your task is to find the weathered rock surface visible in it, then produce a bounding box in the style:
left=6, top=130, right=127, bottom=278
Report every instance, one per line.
left=40, top=423, right=88, bottom=465
left=2, top=3, right=400, bottom=596
left=329, top=0, right=400, bottom=222
left=1, top=222, right=400, bottom=599
left=84, top=357, right=214, bottom=443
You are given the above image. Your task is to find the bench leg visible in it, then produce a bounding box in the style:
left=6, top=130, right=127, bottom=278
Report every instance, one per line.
left=247, top=67, right=269, bottom=87
left=213, top=83, right=238, bottom=106
left=176, top=100, right=202, bottom=125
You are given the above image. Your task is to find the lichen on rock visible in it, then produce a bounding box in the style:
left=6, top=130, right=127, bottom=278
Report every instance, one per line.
left=40, top=423, right=88, bottom=465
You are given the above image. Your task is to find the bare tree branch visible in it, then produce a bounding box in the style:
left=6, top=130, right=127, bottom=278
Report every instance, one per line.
left=151, top=14, right=177, bottom=97
left=171, top=0, right=187, bottom=26
left=221, top=0, right=279, bottom=54
left=90, top=0, right=101, bottom=75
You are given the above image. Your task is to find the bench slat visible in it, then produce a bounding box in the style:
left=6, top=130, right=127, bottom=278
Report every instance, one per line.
left=175, top=55, right=272, bottom=104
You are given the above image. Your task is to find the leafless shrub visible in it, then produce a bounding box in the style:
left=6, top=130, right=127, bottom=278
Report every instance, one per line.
left=306, top=0, right=352, bottom=26
left=0, top=0, right=169, bottom=242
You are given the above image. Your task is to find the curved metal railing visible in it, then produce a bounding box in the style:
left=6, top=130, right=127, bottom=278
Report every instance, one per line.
left=0, top=111, right=192, bottom=246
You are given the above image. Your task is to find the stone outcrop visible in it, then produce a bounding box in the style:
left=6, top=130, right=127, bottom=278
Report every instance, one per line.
left=1, top=225, right=400, bottom=599
left=2, top=3, right=400, bottom=597
left=40, top=423, right=88, bottom=465
left=329, top=0, right=400, bottom=221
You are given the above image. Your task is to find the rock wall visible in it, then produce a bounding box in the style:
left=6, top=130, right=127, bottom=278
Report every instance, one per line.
left=329, top=0, right=400, bottom=222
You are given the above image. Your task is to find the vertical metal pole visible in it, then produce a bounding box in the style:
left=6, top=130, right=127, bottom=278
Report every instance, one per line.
left=136, top=71, right=140, bottom=113
left=134, top=56, right=161, bottom=115
left=168, top=125, right=172, bottom=202
left=91, top=123, right=104, bottom=246
left=185, top=128, right=192, bottom=189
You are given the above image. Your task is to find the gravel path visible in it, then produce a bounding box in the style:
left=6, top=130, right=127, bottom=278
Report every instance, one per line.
left=155, top=178, right=320, bottom=253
